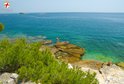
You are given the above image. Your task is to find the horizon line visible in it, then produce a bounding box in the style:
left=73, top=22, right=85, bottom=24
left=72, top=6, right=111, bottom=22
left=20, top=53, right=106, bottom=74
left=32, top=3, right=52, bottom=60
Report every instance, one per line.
left=1, top=11, right=124, bottom=14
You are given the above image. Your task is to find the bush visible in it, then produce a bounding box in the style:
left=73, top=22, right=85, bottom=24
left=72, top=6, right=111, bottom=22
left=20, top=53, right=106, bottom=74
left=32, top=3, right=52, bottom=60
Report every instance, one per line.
left=0, top=38, right=98, bottom=84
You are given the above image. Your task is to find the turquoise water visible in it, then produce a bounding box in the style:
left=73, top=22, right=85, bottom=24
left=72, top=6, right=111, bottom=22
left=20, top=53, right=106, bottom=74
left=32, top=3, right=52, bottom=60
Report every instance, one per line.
left=0, top=13, right=124, bottom=62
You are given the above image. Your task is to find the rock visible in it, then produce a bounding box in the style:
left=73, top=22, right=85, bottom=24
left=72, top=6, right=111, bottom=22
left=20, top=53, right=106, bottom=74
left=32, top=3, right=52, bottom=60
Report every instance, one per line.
left=72, top=60, right=103, bottom=70
left=80, top=64, right=124, bottom=84
left=117, top=62, right=124, bottom=69
left=50, top=47, right=59, bottom=54
left=68, top=63, right=73, bottom=69
left=10, top=73, right=18, bottom=83
left=72, top=60, right=124, bottom=84
left=61, top=56, right=80, bottom=63
left=39, top=45, right=51, bottom=52
left=0, top=73, right=18, bottom=84
left=55, top=42, right=69, bottom=47
left=41, top=40, right=52, bottom=45
left=100, top=64, right=124, bottom=84
left=54, top=42, right=85, bottom=63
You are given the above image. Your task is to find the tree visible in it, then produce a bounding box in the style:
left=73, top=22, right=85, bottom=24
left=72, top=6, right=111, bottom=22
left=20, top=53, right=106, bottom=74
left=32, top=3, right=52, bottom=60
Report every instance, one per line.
left=0, top=23, right=4, bottom=32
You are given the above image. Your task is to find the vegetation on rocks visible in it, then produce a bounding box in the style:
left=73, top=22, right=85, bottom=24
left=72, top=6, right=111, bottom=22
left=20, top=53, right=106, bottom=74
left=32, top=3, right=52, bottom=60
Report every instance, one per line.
left=0, top=38, right=98, bottom=84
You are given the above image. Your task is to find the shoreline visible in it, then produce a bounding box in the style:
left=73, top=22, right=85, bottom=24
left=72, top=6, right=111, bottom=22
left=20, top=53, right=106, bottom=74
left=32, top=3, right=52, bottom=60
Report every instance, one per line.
left=0, top=36, right=123, bottom=63
left=0, top=38, right=124, bottom=84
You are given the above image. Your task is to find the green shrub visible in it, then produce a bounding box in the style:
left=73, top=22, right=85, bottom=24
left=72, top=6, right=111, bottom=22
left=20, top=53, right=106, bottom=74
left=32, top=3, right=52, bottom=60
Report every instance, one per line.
left=0, top=38, right=98, bottom=84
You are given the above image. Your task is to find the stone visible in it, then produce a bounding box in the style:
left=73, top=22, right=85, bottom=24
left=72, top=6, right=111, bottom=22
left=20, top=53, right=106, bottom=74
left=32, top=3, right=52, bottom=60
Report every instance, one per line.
left=41, top=40, right=52, bottom=45
left=10, top=73, right=19, bottom=83
left=99, top=64, right=124, bottom=84
left=0, top=73, right=18, bottom=84
left=39, top=45, right=51, bottom=52
left=10, top=73, right=18, bottom=79
left=72, top=60, right=103, bottom=70
left=53, top=42, right=85, bottom=63
left=50, top=47, right=59, bottom=54
left=80, top=64, right=124, bottom=84
left=55, top=42, right=69, bottom=47
left=61, top=56, right=80, bottom=63
left=68, top=63, right=73, bottom=69
left=117, top=62, right=124, bottom=69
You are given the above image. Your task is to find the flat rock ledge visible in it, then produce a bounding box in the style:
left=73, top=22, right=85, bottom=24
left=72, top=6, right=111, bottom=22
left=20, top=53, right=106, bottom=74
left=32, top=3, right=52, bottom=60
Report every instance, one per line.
left=40, top=42, right=85, bottom=63
left=54, top=42, right=85, bottom=63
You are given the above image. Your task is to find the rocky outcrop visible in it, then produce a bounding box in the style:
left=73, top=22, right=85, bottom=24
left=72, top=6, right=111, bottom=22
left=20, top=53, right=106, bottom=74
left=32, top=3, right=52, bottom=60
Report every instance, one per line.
left=39, top=41, right=124, bottom=84
left=53, top=42, right=85, bottom=63
left=39, top=42, right=85, bottom=63
left=98, top=64, right=124, bottom=84
left=71, top=60, right=124, bottom=84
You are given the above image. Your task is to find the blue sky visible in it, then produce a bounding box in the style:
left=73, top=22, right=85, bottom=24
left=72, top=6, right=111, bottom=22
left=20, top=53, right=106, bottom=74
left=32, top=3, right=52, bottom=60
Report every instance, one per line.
left=0, top=0, right=124, bottom=13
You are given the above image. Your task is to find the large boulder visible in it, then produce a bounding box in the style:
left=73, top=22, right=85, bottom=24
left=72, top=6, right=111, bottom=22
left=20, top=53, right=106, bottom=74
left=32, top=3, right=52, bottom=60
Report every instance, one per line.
left=54, top=42, right=85, bottom=63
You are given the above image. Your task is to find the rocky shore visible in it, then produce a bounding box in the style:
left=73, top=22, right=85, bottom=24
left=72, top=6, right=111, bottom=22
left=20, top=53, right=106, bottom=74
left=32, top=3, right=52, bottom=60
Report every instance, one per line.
left=41, top=40, right=124, bottom=84
left=0, top=40, right=124, bottom=84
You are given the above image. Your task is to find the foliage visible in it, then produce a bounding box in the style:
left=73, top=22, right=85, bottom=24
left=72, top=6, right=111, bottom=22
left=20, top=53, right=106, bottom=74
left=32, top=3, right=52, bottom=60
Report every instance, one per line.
left=0, top=38, right=98, bottom=84
left=0, top=23, right=4, bottom=32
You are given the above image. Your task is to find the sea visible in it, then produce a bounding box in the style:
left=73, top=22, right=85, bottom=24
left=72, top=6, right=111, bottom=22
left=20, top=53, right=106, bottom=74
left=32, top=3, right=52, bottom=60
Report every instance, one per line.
left=0, top=13, right=124, bottom=62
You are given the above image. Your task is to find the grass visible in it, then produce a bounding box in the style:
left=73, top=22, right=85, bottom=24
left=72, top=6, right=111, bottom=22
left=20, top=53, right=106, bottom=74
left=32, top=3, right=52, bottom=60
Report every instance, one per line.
left=0, top=38, right=98, bottom=84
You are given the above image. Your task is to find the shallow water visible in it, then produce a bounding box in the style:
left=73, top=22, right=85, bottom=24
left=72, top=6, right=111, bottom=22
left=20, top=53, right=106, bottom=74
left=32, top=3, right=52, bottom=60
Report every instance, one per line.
left=0, top=13, right=124, bottom=62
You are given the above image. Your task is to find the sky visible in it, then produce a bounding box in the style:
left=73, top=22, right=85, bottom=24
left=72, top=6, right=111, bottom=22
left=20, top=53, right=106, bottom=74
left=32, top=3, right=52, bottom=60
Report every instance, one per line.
left=0, top=0, right=124, bottom=13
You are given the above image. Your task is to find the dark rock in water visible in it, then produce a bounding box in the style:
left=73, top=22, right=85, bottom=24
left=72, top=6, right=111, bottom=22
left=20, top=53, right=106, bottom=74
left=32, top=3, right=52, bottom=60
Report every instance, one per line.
left=53, top=42, right=85, bottom=63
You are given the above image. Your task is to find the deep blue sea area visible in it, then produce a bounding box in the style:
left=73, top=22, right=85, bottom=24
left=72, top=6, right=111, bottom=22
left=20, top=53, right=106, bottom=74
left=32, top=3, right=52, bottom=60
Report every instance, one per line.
left=0, top=13, right=124, bottom=62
